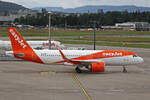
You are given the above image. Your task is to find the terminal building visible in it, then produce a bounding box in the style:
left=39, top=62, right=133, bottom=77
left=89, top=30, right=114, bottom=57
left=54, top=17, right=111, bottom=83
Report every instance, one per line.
left=115, top=22, right=150, bottom=31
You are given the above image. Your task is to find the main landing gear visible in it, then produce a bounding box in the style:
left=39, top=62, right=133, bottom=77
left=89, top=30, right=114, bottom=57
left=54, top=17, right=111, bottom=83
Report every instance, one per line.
left=123, top=65, right=127, bottom=73
left=75, top=67, right=82, bottom=73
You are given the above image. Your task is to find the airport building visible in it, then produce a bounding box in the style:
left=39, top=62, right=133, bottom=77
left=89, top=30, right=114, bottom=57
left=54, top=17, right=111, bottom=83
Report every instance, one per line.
left=0, top=9, right=37, bottom=25
left=115, top=22, right=150, bottom=31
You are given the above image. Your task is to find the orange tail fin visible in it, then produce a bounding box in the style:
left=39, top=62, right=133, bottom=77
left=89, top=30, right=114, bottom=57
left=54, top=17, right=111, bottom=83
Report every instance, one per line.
left=8, top=27, right=43, bottom=64
left=8, top=27, right=32, bottom=51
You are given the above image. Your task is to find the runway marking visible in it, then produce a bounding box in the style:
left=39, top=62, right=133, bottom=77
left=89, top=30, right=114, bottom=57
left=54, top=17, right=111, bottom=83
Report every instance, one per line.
left=40, top=71, right=56, bottom=74
left=69, top=72, right=92, bottom=100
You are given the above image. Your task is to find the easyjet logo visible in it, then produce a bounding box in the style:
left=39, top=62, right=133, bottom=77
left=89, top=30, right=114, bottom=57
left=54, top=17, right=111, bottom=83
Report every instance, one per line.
left=10, top=29, right=27, bottom=49
left=43, top=42, right=55, bottom=46
left=102, top=52, right=123, bottom=56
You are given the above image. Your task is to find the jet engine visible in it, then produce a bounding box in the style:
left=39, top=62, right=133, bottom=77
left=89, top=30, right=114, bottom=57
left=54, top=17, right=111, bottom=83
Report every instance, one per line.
left=89, top=62, right=105, bottom=72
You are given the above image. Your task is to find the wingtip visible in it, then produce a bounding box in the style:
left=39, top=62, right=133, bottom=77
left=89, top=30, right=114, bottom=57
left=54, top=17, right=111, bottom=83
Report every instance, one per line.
left=8, top=27, right=16, bottom=32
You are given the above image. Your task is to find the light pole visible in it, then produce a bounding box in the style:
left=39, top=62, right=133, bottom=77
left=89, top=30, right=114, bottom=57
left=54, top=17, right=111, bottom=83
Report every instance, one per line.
left=93, top=23, right=96, bottom=50
left=48, top=12, right=51, bottom=50
left=89, top=20, right=97, bottom=50
left=64, top=14, right=68, bottom=30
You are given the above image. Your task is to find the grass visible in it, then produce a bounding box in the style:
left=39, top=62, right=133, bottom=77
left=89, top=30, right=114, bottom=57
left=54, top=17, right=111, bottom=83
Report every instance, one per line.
left=1, top=27, right=150, bottom=37
left=1, top=27, right=150, bottom=48
left=56, top=39, right=150, bottom=48
left=23, top=37, right=150, bottom=48
left=77, top=37, right=150, bottom=43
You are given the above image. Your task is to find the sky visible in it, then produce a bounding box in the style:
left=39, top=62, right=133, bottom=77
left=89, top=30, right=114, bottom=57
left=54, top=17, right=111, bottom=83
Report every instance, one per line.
left=3, top=0, right=150, bottom=8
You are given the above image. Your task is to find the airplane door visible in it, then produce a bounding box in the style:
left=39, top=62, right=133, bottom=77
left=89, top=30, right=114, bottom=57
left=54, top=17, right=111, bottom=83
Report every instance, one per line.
left=124, top=56, right=129, bottom=65
left=124, top=56, right=134, bottom=65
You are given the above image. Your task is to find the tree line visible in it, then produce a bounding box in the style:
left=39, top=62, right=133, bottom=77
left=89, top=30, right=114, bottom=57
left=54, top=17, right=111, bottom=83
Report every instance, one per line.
left=14, top=11, right=150, bottom=28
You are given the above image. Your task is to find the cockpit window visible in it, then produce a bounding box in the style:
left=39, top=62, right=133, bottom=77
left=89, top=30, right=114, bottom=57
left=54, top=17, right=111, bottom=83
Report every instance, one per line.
left=133, top=55, right=138, bottom=57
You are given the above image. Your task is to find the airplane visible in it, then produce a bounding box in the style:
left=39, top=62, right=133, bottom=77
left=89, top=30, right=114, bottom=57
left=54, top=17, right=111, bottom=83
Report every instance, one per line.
left=6, top=27, right=144, bottom=73
left=0, top=39, right=64, bottom=50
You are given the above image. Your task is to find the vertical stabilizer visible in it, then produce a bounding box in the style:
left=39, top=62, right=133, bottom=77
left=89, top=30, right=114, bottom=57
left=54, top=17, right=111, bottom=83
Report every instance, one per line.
left=8, top=27, right=43, bottom=64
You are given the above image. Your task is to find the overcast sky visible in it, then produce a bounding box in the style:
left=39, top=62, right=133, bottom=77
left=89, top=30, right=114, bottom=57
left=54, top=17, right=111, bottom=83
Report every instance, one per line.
left=3, top=0, right=150, bottom=8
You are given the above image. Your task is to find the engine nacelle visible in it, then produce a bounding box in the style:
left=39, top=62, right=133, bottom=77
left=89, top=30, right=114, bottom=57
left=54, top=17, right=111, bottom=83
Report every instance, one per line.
left=90, top=62, right=105, bottom=72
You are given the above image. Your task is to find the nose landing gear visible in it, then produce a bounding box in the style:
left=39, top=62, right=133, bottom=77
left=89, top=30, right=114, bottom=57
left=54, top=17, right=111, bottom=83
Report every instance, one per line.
left=123, top=65, right=127, bottom=73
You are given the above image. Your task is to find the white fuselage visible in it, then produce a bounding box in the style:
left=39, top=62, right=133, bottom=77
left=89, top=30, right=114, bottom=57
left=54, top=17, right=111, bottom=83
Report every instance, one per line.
left=6, top=49, right=144, bottom=67
left=33, top=50, right=143, bottom=66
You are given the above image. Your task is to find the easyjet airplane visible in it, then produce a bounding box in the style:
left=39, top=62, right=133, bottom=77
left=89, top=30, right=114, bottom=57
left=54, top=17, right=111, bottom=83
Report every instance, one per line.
left=0, top=39, right=64, bottom=50
left=6, top=27, right=144, bottom=73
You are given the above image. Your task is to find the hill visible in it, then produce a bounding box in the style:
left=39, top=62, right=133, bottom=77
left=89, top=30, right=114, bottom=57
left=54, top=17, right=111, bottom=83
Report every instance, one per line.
left=0, top=1, right=28, bottom=12
left=32, top=5, right=150, bottom=13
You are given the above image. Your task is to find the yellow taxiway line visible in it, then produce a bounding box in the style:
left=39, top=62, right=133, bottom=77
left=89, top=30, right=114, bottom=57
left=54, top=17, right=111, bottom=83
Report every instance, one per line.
left=69, top=73, right=92, bottom=100
left=40, top=71, right=92, bottom=100
left=40, top=71, right=56, bottom=74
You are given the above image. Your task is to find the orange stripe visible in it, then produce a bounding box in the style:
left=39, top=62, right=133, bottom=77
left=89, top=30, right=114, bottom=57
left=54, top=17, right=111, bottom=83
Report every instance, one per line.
left=72, top=50, right=135, bottom=61
left=53, top=50, right=135, bottom=64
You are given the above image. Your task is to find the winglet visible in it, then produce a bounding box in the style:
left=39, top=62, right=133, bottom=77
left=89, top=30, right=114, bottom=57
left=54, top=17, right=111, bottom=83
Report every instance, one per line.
left=55, top=45, right=80, bottom=65
left=56, top=45, right=67, bottom=60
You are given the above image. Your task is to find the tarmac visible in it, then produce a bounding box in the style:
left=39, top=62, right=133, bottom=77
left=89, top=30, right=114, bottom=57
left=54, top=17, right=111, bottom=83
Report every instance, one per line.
left=0, top=45, right=150, bottom=100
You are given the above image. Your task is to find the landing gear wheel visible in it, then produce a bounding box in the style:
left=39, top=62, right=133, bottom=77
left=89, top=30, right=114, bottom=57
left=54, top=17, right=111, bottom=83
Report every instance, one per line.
left=75, top=67, right=82, bottom=73
left=123, top=66, right=127, bottom=73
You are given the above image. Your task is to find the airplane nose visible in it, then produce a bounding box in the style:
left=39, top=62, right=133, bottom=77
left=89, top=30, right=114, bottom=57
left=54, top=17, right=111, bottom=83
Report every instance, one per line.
left=139, top=57, right=144, bottom=63
left=136, top=57, right=144, bottom=64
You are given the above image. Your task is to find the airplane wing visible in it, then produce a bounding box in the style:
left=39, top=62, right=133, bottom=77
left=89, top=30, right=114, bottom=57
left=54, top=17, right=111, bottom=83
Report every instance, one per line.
left=56, top=45, right=103, bottom=64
